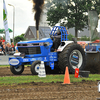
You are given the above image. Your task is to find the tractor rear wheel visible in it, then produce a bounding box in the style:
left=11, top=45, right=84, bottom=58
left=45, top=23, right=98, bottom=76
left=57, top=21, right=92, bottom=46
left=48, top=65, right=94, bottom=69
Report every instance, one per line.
left=58, top=43, right=86, bottom=74
left=10, top=65, right=24, bottom=75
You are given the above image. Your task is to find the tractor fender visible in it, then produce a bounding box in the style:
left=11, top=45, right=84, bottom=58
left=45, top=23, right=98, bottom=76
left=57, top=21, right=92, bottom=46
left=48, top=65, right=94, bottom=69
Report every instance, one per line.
left=57, top=41, right=74, bottom=52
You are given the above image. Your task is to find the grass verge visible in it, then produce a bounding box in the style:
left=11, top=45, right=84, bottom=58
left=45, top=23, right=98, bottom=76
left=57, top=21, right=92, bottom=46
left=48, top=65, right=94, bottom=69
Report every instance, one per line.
left=0, top=65, right=10, bottom=67
left=0, top=74, right=100, bottom=86
left=0, top=65, right=30, bottom=68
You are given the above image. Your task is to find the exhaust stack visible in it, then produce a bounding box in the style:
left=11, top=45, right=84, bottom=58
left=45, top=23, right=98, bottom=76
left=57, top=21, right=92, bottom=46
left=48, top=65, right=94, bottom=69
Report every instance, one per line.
left=36, top=30, right=39, bottom=40
left=32, top=0, right=44, bottom=40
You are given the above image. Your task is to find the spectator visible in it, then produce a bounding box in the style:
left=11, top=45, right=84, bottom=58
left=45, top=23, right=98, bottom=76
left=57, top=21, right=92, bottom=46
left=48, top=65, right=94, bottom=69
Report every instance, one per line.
left=0, top=37, right=5, bottom=42
left=0, top=47, right=4, bottom=55
left=1, top=42, right=5, bottom=54
left=15, top=43, right=19, bottom=53
left=2, top=42, right=5, bottom=46
left=2, top=44, right=6, bottom=55
left=11, top=42, right=15, bottom=51
left=0, top=42, right=3, bottom=51
left=11, top=42, right=14, bottom=48
left=0, top=38, right=5, bottom=51
left=8, top=44, right=15, bottom=55
left=0, top=40, right=2, bottom=45
left=5, top=43, right=10, bottom=55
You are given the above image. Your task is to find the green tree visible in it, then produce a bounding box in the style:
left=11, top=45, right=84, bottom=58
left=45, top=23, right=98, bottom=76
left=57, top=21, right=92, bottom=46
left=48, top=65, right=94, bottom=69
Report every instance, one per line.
left=14, top=34, right=26, bottom=45
left=46, top=0, right=100, bottom=38
left=92, top=0, right=100, bottom=14
left=67, top=34, right=75, bottom=40
left=80, top=36, right=90, bottom=41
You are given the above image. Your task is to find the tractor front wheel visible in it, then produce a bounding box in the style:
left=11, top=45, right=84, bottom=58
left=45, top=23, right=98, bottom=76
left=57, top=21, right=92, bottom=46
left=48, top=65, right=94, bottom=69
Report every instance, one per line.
left=31, top=60, right=41, bottom=75
left=10, top=65, right=24, bottom=75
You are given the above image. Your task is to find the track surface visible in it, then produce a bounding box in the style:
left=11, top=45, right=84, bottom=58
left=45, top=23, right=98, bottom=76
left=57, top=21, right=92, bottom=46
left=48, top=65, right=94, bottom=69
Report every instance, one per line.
left=0, top=81, right=100, bottom=100
left=0, top=66, right=32, bottom=77
left=0, top=65, right=99, bottom=77
left=0, top=67, right=100, bottom=100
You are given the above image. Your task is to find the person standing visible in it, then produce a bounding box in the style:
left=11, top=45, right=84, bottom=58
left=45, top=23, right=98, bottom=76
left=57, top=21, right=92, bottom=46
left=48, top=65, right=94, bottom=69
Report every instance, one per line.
left=11, top=42, right=14, bottom=48
left=0, top=37, right=5, bottom=42
left=15, top=43, right=19, bottom=53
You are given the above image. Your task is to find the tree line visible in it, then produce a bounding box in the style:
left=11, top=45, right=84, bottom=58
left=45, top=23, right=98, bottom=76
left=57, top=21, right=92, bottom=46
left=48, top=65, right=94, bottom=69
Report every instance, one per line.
left=46, top=0, right=100, bottom=38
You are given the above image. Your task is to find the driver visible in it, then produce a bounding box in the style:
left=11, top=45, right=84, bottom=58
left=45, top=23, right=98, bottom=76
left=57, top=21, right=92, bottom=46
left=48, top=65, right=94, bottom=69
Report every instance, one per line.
left=52, top=30, right=61, bottom=52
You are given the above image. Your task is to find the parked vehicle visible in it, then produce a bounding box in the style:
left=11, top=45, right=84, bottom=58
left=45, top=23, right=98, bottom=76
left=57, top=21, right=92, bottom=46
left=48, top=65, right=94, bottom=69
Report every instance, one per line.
left=85, top=42, right=100, bottom=68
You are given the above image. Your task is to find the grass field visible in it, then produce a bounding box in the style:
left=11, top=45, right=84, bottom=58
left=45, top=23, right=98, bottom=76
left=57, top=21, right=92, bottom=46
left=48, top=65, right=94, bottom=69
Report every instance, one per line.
left=0, top=74, right=100, bottom=86
left=0, top=65, right=29, bottom=67
left=0, top=65, right=100, bottom=86
left=0, top=65, right=10, bottom=67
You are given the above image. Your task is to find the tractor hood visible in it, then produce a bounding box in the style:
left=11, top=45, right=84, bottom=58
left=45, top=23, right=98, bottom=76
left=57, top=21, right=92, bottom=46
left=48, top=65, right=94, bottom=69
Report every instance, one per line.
left=17, top=38, right=53, bottom=44
left=17, top=38, right=53, bottom=57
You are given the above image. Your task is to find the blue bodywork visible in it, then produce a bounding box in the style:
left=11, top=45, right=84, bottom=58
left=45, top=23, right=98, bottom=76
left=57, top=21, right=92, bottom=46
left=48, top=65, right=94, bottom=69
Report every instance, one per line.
left=85, top=43, right=100, bottom=52
left=85, top=42, right=100, bottom=66
left=9, top=26, right=69, bottom=70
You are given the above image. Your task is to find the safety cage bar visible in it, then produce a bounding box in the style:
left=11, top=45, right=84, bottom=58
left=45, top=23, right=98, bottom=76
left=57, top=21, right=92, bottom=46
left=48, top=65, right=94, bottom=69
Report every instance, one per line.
left=50, top=26, right=69, bottom=41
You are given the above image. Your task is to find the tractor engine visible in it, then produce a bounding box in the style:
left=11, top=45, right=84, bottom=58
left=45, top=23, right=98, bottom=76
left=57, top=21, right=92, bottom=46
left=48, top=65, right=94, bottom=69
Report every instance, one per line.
left=17, top=38, right=53, bottom=58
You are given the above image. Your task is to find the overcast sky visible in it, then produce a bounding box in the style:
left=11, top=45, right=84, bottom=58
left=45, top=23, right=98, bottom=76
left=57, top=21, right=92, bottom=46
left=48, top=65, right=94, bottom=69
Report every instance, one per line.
left=0, top=0, right=35, bottom=39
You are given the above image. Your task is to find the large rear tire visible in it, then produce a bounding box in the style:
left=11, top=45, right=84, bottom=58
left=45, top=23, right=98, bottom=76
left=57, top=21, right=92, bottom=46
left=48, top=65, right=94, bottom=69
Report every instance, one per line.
left=10, top=65, right=24, bottom=75
left=58, top=43, right=86, bottom=74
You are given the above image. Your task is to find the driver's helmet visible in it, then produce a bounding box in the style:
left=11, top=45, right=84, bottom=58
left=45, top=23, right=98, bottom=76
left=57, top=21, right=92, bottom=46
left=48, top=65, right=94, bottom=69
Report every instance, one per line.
left=53, top=29, right=61, bottom=36
left=57, top=30, right=61, bottom=35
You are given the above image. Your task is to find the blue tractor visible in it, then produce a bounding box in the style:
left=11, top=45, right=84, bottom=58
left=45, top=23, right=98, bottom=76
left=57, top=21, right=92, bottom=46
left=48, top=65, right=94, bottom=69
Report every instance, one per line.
left=9, top=26, right=86, bottom=75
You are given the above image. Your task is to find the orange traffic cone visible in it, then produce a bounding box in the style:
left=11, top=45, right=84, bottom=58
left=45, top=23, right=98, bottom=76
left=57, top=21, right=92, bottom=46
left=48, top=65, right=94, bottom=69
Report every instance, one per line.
left=63, top=67, right=71, bottom=84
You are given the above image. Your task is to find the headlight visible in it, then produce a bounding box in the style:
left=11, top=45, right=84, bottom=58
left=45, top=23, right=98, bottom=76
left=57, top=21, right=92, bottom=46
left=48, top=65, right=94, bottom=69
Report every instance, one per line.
left=14, top=52, right=25, bottom=57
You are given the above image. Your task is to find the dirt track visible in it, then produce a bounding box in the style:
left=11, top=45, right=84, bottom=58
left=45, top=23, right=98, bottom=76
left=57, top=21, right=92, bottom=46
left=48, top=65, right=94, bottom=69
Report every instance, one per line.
left=0, top=67, right=100, bottom=100
left=0, top=65, right=99, bottom=77
left=0, top=81, right=100, bottom=100
left=0, top=66, right=32, bottom=77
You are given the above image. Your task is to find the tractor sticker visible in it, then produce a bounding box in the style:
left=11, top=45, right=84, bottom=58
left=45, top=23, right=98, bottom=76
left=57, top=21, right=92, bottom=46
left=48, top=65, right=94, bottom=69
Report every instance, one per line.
left=44, top=57, right=48, bottom=61
left=38, top=57, right=42, bottom=61
left=50, top=56, right=53, bottom=58
left=54, top=59, right=57, bottom=61
left=9, top=59, right=19, bottom=65
left=23, top=59, right=29, bottom=62
left=49, top=52, right=57, bottom=55
left=30, top=58, right=36, bottom=61
left=54, top=56, right=57, bottom=58
left=49, top=54, right=58, bottom=61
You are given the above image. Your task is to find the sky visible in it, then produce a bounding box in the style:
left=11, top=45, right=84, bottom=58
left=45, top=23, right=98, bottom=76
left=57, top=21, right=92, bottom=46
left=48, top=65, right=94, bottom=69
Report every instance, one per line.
left=0, top=0, right=35, bottom=39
